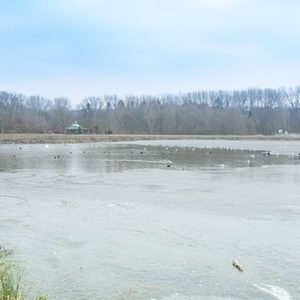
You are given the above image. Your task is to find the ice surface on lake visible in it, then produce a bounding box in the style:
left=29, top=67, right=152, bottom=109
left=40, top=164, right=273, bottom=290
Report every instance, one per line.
left=120, top=139, right=300, bottom=156
left=0, top=141, right=299, bottom=299
left=254, top=284, right=291, bottom=300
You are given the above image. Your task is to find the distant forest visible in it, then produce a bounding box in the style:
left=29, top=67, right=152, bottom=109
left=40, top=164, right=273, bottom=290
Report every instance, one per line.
left=1, top=87, right=300, bottom=135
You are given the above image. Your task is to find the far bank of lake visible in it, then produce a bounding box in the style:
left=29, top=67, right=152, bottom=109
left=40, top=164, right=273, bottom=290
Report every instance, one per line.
left=1, top=133, right=300, bottom=144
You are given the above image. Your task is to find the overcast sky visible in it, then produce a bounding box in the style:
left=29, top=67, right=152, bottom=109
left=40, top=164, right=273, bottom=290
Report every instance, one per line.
left=1, top=0, right=300, bottom=105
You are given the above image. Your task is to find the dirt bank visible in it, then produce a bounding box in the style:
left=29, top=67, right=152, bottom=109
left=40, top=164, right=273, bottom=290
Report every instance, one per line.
left=1, top=133, right=300, bottom=144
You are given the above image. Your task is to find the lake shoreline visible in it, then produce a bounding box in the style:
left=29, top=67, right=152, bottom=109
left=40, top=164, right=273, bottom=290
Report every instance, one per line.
left=1, top=133, right=300, bottom=144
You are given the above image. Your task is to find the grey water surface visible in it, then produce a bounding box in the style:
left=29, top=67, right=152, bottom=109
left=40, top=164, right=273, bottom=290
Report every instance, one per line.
left=0, top=140, right=299, bottom=300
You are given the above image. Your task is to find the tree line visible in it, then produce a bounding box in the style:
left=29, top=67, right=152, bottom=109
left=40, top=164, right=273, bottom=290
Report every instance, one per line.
left=1, top=87, right=300, bottom=135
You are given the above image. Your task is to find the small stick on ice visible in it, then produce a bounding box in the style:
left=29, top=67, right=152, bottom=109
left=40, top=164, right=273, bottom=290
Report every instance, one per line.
left=232, top=259, right=243, bottom=272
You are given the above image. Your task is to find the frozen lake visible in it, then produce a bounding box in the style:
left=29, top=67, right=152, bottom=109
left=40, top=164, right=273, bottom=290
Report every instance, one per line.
left=0, top=140, right=299, bottom=299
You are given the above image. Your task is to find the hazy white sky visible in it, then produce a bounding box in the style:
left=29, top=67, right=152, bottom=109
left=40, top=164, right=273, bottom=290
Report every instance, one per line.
left=0, top=0, right=300, bottom=104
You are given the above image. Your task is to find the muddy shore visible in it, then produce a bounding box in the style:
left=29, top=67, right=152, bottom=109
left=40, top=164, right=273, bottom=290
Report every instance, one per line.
left=1, top=133, right=299, bottom=144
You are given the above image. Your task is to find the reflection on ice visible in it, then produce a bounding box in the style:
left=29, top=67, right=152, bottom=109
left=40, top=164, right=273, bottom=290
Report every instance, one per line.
left=254, top=284, right=291, bottom=300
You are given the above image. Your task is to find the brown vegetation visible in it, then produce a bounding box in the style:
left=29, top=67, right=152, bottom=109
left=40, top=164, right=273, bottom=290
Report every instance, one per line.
left=1, top=87, right=300, bottom=135
left=0, top=133, right=299, bottom=144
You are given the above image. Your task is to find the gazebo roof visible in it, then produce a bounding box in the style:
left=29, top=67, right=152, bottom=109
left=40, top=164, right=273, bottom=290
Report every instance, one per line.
left=65, top=121, right=81, bottom=130
left=69, top=123, right=81, bottom=128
